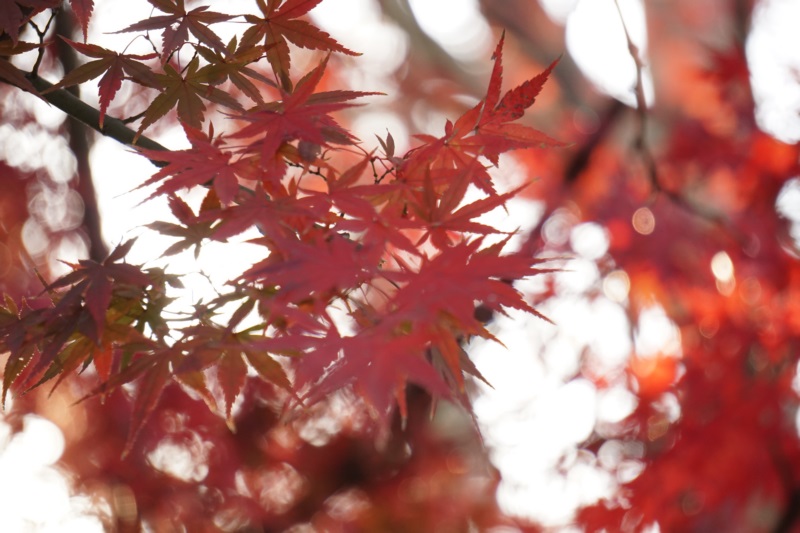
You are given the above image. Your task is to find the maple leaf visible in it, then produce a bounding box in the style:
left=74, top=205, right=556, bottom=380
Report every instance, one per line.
left=43, top=239, right=152, bottom=345
left=386, top=239, right=552, bottom=341
left=169, top=324, right=293, bottom=429
left=46, top=38, right=158, bottom=128
left=412, top=176, right=525, bottom=249
left=400, top=34, right=563, bottom=192
left=32, top=321, right=153, bottom=395
left=122, top=354, right=173, bottom=457
left=146, top=193, right=218, bottom=258
left=0, top=40, right=41, bottom=93
left=0, top=0, right=59, bottom=44
left=208, top=183, right=323, bottom=242
left=292, top=236, right=553, bottom=422
left=75, top=343, right=180, bottom=457
left=230, top=56, right=379, bottom=182
left=115, top=0, right=232, bottom=62
left=136, top=56, right=243, bottom=139
left=67, top=0, right=94, bottom=41
left=241, top=0, right=359, bottom=89
left=136, top=124, right=241, bottom=204
left=304, top=156, right=377, bottom=217
left=0, top=240, right=169, bottom=404
left=0, top=297, right=45, bottom=406
left=295, top=327, right=453, bottom=422
left=240, top=230, right=383, bottom=311
left=196, top=38, right=275, bottom=105
left=299, top=158, right=421, bottom=256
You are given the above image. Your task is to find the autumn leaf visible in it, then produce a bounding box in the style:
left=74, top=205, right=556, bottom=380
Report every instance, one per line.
left=386, top=239, right=553, bottom=338
left=0, top=298, right=43, bottom=407
left=230, top=56, right=379, bottom=182
left=43, top=239, right=152, bottom=345
left=240, top=0, right=359, bottom=89
left=135, top=124, right=241, bottom=204
left=0, top=0, right=59, bottom=44
left=400, top=34, right=563, bottom=190
left=196, top=37, right=275, bottom=105
left=169, top=324, right=294, bottom=428
left=240, top=230, right=383, bottom=309
left=123, top=356, right=173, bottom=457
left=135, top=56, right=243, bottom=139
left=115, top=0, right=232, bottom=62
left=67, top=0, right=94, bottom=41
left=0, top=40, right=41, bottom=93
left=295, top=327, right=453, bottom=421
left=208, top=183, right=323, bottom=242
left=412, top=179, right=525, bottom=249
left=146, top=194, right=218, bottom=258
left=46, top=38, right=158, bottom=128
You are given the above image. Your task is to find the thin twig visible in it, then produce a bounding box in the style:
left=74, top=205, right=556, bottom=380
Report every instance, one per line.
left=29, top=9, right=57, bottom=76
left=612, top=0, right=747, bottom=244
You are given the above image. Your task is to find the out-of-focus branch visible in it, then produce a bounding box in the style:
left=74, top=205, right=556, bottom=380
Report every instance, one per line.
left=378, top=0, right=484, bottom=95
left=612, top=0, right=746, bottom=244
left=21, top=72, right=254, bottom=201
left=55, top=10, right=108, bottom=261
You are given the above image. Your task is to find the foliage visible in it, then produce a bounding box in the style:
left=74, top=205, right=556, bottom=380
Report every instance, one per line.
left=0, top=1, right=799, bottom=532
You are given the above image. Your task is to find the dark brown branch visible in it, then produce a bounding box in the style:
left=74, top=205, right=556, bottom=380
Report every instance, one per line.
left=55, top=10, right=108, bottom=261
left=23, top=73, right=256, bottom=202
left=25, top=73, right=169, bottom=157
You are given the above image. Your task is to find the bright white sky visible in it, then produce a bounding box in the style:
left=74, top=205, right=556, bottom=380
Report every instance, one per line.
left=1, top=0, right=799, bottom=530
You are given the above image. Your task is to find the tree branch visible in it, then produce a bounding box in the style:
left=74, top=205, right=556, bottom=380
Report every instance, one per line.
left=24, top=73, right=169, bottom=158
left=54, top=11, right=108, bottom=262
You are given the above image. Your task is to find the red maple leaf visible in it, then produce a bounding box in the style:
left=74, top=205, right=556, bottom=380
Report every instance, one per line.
left=208, top=183, right=324, bottom=242
left=241, top=0, right=359, bottom=89
left=43, top=239, right=152, bottom=345
left=386, top=239, right=552, bottom=339
left=67, top=0, right=94, bottom=41
left=399, top=33, right=563, bottom=194
left=115, top=0, right=232, bottom=62
left=146, top=193, right=219, bottom=258
left=46, top=38, right=158, bottom=128
left=230, top=56, right=379, bottom=184
left=295, top=326, right=453, bottom=422
left=0, top=297, right=45, bottom=406
left=411, top=173, right=525, bottom=249
left=240, top=229, right=383, bottom=312
left=196, top=38, right=275, bottom=105
left=0, top=0, right=59, bottom=44
left=135, top=56, right=243, bottom=139
left=136, top=124, right=241, bottom=204
left=0, top=40, right=41, bottom=93
left=170, top=324, right=293, bottom=429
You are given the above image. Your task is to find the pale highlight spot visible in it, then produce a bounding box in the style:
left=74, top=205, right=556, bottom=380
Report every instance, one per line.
left=711, top=250, right=736, bottom=295
left=603, top=270, right=630, bottom=303
left=571, top=222, right=610, bottom=260
left=632, top=207, right=655, bottom=235
left=710, top=251, right=734, bottom=282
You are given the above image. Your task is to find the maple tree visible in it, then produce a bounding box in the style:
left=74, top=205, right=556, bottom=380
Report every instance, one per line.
left=0, top=0, right=799, bottom=531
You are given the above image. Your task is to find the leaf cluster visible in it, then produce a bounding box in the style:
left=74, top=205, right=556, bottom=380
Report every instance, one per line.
left=0, top=1, right=561, bottom=455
